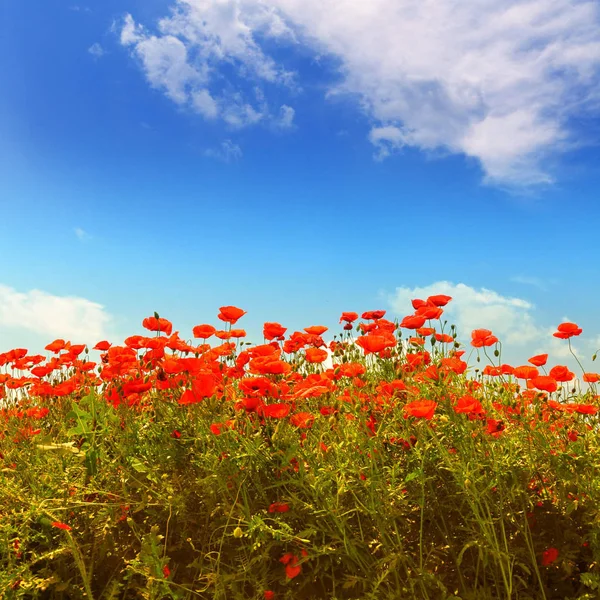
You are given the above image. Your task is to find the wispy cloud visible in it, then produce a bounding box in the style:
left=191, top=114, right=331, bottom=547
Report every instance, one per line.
left=119, top=6, right=296, bottom=129
left=88, top=43, right=105, bottom=58
left=387, top=281, right=595, bottom=375
left=74, top=227, right=90, bottom=241
left=510, top=275, right=557, bottom=291
left=0, top=284, right=113, bottom=344
left=204, top=140, right=243, bottom=162
left=120, top=0, right=600, bottom=186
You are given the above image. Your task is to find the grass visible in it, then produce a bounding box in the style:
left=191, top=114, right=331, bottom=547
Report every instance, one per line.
left=1, top=299, right=600, bottom=599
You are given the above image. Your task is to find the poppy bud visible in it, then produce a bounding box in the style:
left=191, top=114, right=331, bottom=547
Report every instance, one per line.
left=233, top=527, right=243, bottom=538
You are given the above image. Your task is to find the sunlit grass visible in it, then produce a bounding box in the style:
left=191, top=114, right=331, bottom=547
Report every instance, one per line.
left=1, top=299, right=600, bottom=599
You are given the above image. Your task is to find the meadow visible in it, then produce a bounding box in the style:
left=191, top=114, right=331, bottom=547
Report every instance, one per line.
left=1, top=296, right=600, bottom=600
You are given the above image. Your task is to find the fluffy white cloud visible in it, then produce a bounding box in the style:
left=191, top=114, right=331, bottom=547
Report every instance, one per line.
left=120, top=0, right=600, bottom=185
left=0, top=284, right=113, bottom=347
left=119, top=4, right=294, bottom=129
left=387, top=281, right=596, bottom=379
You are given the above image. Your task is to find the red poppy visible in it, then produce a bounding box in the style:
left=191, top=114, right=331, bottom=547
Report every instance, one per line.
left=93, top=340, right=112, bottom=351
left=262, top=403, right=291, bottom=418
left=45, top=339, right=67, bottom=353
left=583, top=372, right=600, bottom=383
left=193, top=324, right=216, bottom=339
left=513, top=366, right=539, bottom=380
left=528, top=354, right=548, bottom=367
left=570, top=404, right=598, bottom=415
left=263, top=322, right=287, bottom=340
left=51, top=522, right=72, bottom=531
left=416, top=306, right=444, bottom=320
left=400, top=315, right=427, bottom=329
left=530, top=376, right=557, bottom=393
left=435, top=333, right=454, bottom=343
left=548, top=365, right=575, bottom=382
left=553, top=322, right=582, bottom=339
left=304, top=325, right=328, bottom=335
left=471, top=329, right=498, bottom=348
left=403, top=399, right=437, bottom=420
left=416, top=327, right=435, bottom=336
left=218, top=306, right=247, bottom=324
left=142, top=316, right=173, bottom=336
left=163, top=565, right=171, bottom=578
left=356, top=334, right=395, bottom=354
left=361, top=310, right=386, bottom=320
left=268, top=502, right=290, bottom=513
left=264, top=592, right=275, bottom=600
left=454, top=395, right=485, bottom=415
left=426, top=294, right=452, bottom=307
left=280, top=553, right=302, bottom=579
left=289, top=412, right=315, bottom=428
left=339, top=312, right=359, bottom=323
left=541, top=547, right=559, bottom=566
left=305, top=348, right=328, bottom=363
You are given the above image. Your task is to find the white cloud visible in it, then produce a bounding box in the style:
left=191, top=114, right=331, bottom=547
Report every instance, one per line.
left=274, top=104, right=295, bottom=129
left=0, top=284, right=113, bottom=346
left=121, top=0, right=600, bottom=185
left=119, top=4, right=295, bottom=127
left=191, top=89, right=219, bottom=119
left=386, top=281, right=597, bottom=380
left=74, top=227, right=90, bottom=241
left=88, top=43, right=105, bottom=58
left=204, top=139, right=243, bottom=162
left=510, top=275, right=553, bottom=291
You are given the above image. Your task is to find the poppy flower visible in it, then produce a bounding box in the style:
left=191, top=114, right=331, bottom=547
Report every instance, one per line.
left=163, top=565, right=171, bottom=578
left=400, top=315, right=427, bottom=330
left=530, top=376, right=557, bottom=393
left=93, top=340, right=112, bottom=351
left=426, top=294, right=452, bottom=307
left=356, top=334, right=395, bottom=354
left=513, top=366, right=539, bottom=380
left=218, top=306, right=247, bottom=324
left=142, top=316, right=173, bottom=336
left=280, top=553, right=302, bottom=579
left=471, top=329, right=498, bottom=348
left=51, top=522, right=72, bottom=531
left=583, top=372, right=600, bottom=383
left=548, top=365, right=575, bottom=382
left=45, top=339, right=67, bottom=353
left=541, top=547, right=559, bottom=566
left=304, top=325, right=328, bottom=335
left=264, top=592, right=275, bottom=600
left=262, top=403, right=291, bottom=419
left=403, top=399, right=437, bottom=420
left=193, top=324, right=216, bottom=339
left=454, top=395, right=485, bottom=415
left=361, top=310, right=386, bottom=320
left=528, top=354, right=548, bottom=367
left=553, top=322, right=583, bottom=339
left=268, top=502, right=290, bottom=513
left=263, top=322, right=287, bottom=340
left=416, top=306, right=444, bottom=320
left=339, top=312, right=359, bottom=323
left=305, top=348, right=328, bottom=363
left=435, top=333, right=454, bottom=343
left=289, top=412, right=315, bottom=428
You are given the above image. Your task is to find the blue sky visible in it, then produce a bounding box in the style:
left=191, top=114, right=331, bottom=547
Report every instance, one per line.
left=1, top=0, right=600, bottom=376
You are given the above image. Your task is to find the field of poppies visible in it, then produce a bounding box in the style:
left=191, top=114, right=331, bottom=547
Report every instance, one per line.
left=1, top=295, right=600, bottom=600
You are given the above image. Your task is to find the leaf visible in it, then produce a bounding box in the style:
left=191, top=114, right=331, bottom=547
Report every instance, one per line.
left=457, top=540, right=479, bottom=567
left=404, top=469, right=423, bottom=484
